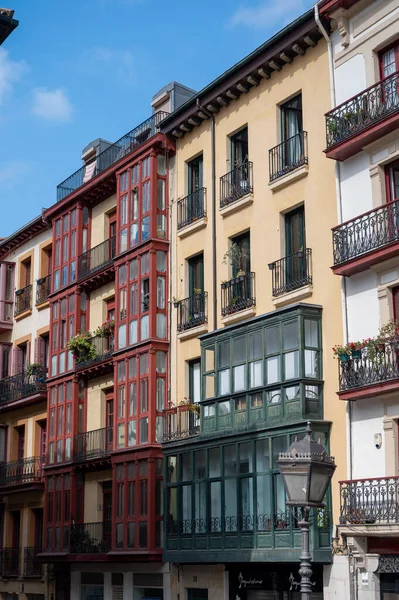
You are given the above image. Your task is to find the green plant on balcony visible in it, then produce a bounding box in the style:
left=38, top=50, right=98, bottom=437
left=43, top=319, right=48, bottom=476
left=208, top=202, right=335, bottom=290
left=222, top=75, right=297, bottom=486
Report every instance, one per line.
left=223, top=242, right=248, bottom=278
left=67, top=332, right=97, bottom=364
left=332, top=341, right=363, bottom=361
left=26, top=363, right=42, bottom=378
left=95, top=319, right=115, bottom=338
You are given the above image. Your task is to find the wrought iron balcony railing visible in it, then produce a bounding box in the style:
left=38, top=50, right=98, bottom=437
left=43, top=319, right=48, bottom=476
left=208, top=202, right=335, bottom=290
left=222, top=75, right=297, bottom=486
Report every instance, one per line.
left=220, top=161, right=253, bottom=208
left=69, top=522, right=111, bottom=553
left=163, top=403, right=200, bottom=443
left=338, top=343, right=399, bottom=392
left=0, top=367, right=47, bottom=406
left=340, top=476, right=399, bottom=525
left=221, top=272, right=255, bottom=317
left=332, top=200, right=399, bottom=266
left=176, top=292, right=208, bottom=332
left=268, top=249, right=312, bottom=296
left=177, top=188, right=207, bottom=230
left=74, top=426, right=112, bottom=462
left=36, top=274, right=51, bottom=305
left=0, top=456, right=43, bottom=486
left=75, top=334, right=114, bottom=368
left=269, top=131, right=308, bottom=182
left=57, top=111, right=169, bottom=201
left=0, top=547, right=20, bottom=577
left=77, top=236, right=116, bottom=280
left=325, top=71, right=399, bottom=149
left=23, top=547, right=42, bottom=577
left=14, top=284, right=32, bottom=316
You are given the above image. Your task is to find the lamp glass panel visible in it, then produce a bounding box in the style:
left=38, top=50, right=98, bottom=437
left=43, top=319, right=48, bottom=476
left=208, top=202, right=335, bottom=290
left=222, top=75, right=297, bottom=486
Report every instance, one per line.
left=309, top=465, right=333, bottom=504
left=280, top=467, right=309, bottom=505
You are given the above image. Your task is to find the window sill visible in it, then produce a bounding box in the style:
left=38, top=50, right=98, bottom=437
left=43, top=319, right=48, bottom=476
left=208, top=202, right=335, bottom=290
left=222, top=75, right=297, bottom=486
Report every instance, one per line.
left=36, top=300, right=49, bottom=311
left=272, top=284, right=313, bottom=308
left=178, top=323, right=208, bottom=340
left=269, top=164, right=309, bottom=192
left=177, top=216, right=207, bottom=239
left=220, top=193, right=254, bottom=217
left=14, top=308, right=32, bottom=322
left=221, top=305, right=256, bottom=326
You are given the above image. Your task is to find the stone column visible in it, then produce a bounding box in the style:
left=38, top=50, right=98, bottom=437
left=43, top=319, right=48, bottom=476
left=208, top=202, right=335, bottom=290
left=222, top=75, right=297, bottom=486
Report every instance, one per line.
left=123, top=571, right=134, bottom=600
left=104, top=572, right=112, bottom=599
left=70, top=570, right=81, bottom=600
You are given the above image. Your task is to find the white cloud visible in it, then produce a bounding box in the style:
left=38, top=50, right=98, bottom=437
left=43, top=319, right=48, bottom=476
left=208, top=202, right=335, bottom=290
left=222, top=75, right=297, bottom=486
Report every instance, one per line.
left=83, top=46, right=136, bottom=83
left=0, top=161, right=31, bottom=188
left=32, top=88, right=73, bottom=122
left=229, top=0, right=309, bottom=29
left=0, top=48, right=28, bottom=106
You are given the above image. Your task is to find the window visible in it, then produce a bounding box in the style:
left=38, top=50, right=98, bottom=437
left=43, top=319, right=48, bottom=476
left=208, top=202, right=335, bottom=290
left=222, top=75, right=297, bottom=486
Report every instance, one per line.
left=386, top=160, right=399, bottom=204
left=47, top=381, right=73, bottom=464
left=379, top=42, right=399, bottom=80
left=188, top=155, right=203, bottom=195
left=281, top=94, right=302, bottom=141
left=284, top=205, right=306, bottom=282
left=50, top=294, right=76, bottom=376
left=230, top=232, right=250, bottom=278
left=52, top=207, right=78, bottom=291
left=231, top=127, right=248, bottom=166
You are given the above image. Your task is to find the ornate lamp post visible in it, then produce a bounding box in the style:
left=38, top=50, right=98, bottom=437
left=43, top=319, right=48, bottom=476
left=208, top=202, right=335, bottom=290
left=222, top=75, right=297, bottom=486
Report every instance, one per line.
left=277, top=422, right=336, bottom=600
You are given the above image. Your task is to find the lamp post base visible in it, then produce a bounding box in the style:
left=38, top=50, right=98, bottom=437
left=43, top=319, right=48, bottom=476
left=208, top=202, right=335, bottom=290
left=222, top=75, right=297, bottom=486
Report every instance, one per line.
left=298, top=507, right=314, bottom=600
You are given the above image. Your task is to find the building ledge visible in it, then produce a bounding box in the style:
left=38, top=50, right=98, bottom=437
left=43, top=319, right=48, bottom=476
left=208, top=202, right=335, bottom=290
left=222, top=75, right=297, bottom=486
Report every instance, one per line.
left=332, top=241, right=399, bottom=277
left=339, top=523, right=399, bottom=537
left=220, top=193, right=253, bottom=217
left=221, top=306, right=256, bottom=326
left=178, top=323, right=208, bottom=340
left=338, top=378, right=399, bottom=401
left=177, top=217, right=207, bottom=238
left=269, top=164, right=309, bottom=191
left=272, top=284, right=313, bottom=308
left=14, top=309, right=32, bottom=322
left=36, top=300, right=49, bottom=311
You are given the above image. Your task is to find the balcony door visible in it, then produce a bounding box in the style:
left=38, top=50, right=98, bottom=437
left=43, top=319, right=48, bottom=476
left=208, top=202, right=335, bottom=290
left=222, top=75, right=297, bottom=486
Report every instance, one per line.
left=231, top=127, right=248, bottom=167
left=188, top=254, right=204, bottom=321
left=281, top=94, right=303, bottom=167
left=102, top=481, right=112, bottom=547
left=12, top=510, right=21, bottom=548
left=188, top=155, right=203, bottom=195
left=106, top=391, right=114, bottom=449
left=285, top=206, right=306, bottom=285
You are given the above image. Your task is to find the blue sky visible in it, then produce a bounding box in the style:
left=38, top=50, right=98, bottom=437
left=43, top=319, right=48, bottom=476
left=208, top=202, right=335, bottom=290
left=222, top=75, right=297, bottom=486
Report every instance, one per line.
left=1, top=0, right=315, bottom=236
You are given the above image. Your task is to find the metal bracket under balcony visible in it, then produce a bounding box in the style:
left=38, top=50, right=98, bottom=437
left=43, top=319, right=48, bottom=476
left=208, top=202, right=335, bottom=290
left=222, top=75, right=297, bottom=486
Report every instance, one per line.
left=177, top=188, right=207, bottom=231
left=269, top=249, right=312, bottom=297
left=73, top=427, right=112, bottom=465
left=75, top=335, right=114, bottom=379
left=0, top=368, right=47, bottom=409
left=325, top=71, right=399, bottom=161
left=77, top=235, right=116, bottom=290
left=220, top=161, right=253, bottom=210
left=0, top=456, right=43, bottom=490
left=269, top=132, right=308, bottom=183
left=14, top=284, right=32, bottom=316
left=176, top=292, right=208, bottom=333
left=221, top=272, right=256, bottom=317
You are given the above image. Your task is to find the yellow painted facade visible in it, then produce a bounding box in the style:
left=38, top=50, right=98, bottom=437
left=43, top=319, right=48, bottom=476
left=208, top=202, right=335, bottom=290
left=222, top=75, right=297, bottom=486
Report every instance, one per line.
left=169, top=37, right=346, bottom=525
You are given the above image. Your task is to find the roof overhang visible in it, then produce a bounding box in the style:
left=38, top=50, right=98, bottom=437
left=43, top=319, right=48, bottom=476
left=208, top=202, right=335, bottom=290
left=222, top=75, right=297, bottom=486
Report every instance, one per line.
left=0, top=215, right=49, bottom=261
left=0, top=9, right=18, bottom=45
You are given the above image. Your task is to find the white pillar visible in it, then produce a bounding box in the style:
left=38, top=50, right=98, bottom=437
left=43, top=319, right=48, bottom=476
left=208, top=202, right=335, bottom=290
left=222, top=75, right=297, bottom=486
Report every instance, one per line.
left=124, top=571, right=134, bottom=600
left=163, top=572, right=171, bottom=600
left=70, top=571, right=81, bottom=600
left=104, top=572, right=112, bottom=600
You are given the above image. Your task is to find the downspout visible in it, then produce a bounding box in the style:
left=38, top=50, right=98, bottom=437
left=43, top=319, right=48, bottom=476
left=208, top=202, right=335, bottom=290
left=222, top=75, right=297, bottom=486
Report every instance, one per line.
left=196, top=99, right=217, bottom=331
left=314, top=7, right=354, bottom=600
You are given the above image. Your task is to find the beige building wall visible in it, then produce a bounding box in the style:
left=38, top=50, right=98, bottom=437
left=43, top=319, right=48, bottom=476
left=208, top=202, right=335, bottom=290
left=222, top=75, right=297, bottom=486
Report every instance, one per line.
left=84, top=469, right=112, bottom=523
left=90, top=193, right=116, bottom=248
left=169, top=38, right=346, bottom=525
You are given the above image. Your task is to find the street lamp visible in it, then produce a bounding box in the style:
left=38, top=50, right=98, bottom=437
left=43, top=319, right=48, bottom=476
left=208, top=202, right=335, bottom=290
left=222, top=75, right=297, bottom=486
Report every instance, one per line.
left=277, top=422, right=336, bottom=600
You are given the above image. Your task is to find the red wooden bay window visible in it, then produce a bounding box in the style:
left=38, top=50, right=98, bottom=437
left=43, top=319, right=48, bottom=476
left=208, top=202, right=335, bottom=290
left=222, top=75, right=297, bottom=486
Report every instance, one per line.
left=47, top=380, right=74, bottom=465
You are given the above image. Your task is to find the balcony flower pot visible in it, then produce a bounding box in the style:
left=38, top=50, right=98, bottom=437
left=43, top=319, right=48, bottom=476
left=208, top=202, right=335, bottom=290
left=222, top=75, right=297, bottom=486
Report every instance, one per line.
left=351, top=349, right=361, bottom=359
left=339, top=353, right=350, bottom=362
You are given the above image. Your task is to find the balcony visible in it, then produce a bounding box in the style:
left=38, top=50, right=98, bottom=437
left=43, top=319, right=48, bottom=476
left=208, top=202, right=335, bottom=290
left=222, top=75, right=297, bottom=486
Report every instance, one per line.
left=269, top=249, right=312, bottom=297
left=74, top=334, right=114, bottom=379
left=77, top=235, right=116, bottom=289
left=36, top=274, right=51, bottom=306
left=14, top=284, right=32, bottom=316
left=0, top=456, right=43, bottom=490
left=69, top=522, right=111, bottom=554
left=325, top=71, right=399, bottom=161
left=57, top=111, right=169, bottom=202
left=269, top=131, right=308, bottom=185
left=340, top=476, right=399, bottom=528
left=220, top=161, right=253, bottom=214
left=0, top=547, right=19, bottom=577
left=337, top=342, right=399, bottom=400
left=177, top=188, right=207, bottom=235
left=163, top=403, right=200, bottom=443
left=23, top=547, right=42, bottom=577
left=332, top=200, right=399, bottom=276
left=0, top=368, right=47, bottom=408
left=176, top=292, right=208, bottom=336
left=221, top=272, right=256, bottom=319
left=74, top=427, right=112, bottom=464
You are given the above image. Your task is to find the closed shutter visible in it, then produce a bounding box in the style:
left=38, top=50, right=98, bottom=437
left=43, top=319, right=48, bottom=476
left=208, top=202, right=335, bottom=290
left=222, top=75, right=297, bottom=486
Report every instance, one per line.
left=34, top=338, right=39, bottom=364
left=34, top=337, right=47, bottom=367
left=393, top=286, right=399, bottom=321
left=11, top=347, right=23, bottom=375
left=26, top=340, right=31, bottom=369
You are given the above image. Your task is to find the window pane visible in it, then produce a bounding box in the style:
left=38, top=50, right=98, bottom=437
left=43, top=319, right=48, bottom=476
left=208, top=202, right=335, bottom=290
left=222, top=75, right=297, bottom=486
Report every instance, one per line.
left=284, top=350, right=299, bottom=379
left=250, top=360, right=263, bottom=388
left=233, top=336, right=246, bottom=364
left=209, top=448, right=220, bottom=477
left=256, top=439, right=270, bottom=471
left=194, top=450, right=206, bottom=479
left=118, top=324, right=126, bottom=349
left=129, top=319, right=137, bottom=345
left=257, top=474, right=271, bottom=525
left=224, top=445, right=236, bottom=476
left=305, top=319, right=318, bottom=347
left=233, top=364, right=246, bottom=391
left=305, top=350, right=319, bottom=378
left=205, top=374, right=214, bottom=399
left=141, top=315, right=149, bottom=340
left=156, top=251, right=166, bottom=272
left=156, top=313, right=166, bottom=338
left=240, top=478, right=253, bottom=524
left=266, top=356, right=280, bottom=383
left=249, top=331, right=262, bottom=359
left=140, top=417, right=148, bottom=443
left=272, top=436, right=287, bottom=468
left=218, top=341, right=230, bottom=368
left=266, top=325, right=280, bottom=354
left=182, top=453, right=192, bottom=481
left=239, top=443, right=253, bottom=474
left=205, top=347, right=215, bottom=372
left=283, top=321, right=298, bottom=350
left=219, top=400, right=231, bottom=415
left=225, top=478, right=237, bottom=528
left=210, top=481, right=221, bottom=531
left=218, top=369, right=230, bottom=395
left=128, top=420, right=136, bottom=446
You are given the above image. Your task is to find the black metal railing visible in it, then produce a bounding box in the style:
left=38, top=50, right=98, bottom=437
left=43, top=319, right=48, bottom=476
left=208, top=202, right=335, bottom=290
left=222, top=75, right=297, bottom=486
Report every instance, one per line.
left=340, top=476, right=399, bottom=525
left=77, top=236, right=116, bottom=280
left=220, top=161, right=253, bottom=208
left=23, top=547, right=42, bottom=577
left=75, top=335, right=114, bottom=368
left=269, top=249, right=312, bottom=296
left=332, top=200, right=399, bottom=266
left=325, top=71, right=399, bottom=148
left=1, top=547, right=20, bottom=577
left=269, top=131, right=308, bottom=182
left=14, top=284, right=32, bottom=316
left=74, top=427, right=112, bottom=462
left=0, top=367, right=47, bottom=406
left=177, top=188, right=207, bottom=230
left=0, top=456, right=42, bottom=486
left=163, top=425, right=200, bottom=443
left=221, top=272, right=255, bottom=317
left=36, top=274, right=51, bottom=305
left=57, top=111, right=169, bottom=201
left=176, top=292, right=208, bottom=332
left=338, top=343, right=399, bottom=392
left=69, top=522, right=111, bottom=553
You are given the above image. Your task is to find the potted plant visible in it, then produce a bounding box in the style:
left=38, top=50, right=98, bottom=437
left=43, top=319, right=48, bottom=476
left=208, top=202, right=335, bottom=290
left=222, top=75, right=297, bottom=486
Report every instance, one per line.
left=95, top=319, right=115, bottom=338
left=223, top=242, right=249, bottom=282
left=26, top=363, right=42, bottom=378
left=67, top=332, right=97, bottom=364
left=172, top=296, right=180, bottom=309
left=332, top=344, right=350, bottom=362
left=347, top=341, right=363, bottom=359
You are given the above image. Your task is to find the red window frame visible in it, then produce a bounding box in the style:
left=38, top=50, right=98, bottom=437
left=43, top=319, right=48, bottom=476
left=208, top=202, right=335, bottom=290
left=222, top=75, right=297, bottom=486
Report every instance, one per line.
left=379, top=41, right=399, bottom=80
left=45, top=472, right=71, bottom=551
left=53, top=208, right=79, bottom=292
left=47, top=380, right=74, bottom=465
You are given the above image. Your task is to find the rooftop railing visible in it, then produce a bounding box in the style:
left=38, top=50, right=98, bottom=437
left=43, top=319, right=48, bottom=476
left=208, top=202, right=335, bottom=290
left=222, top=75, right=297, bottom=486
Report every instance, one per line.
left=57, top=111, right=169, bottom=201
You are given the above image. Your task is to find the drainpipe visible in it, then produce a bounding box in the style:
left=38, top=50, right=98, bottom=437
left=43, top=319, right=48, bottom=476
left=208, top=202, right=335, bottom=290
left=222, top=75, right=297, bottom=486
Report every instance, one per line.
left=314, top=6, right=354, bottom=600
left=196, top=98, right=217, bottom=331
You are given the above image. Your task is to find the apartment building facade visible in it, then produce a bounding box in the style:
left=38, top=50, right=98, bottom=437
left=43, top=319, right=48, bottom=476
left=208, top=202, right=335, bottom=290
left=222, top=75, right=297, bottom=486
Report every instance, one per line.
left=161, top=10, right=346, bottom=600
left=38, top=82, right=194, bottom=600
left=0, top=217, right=53, bottom=600
left=320, top=1, right=399, bottom=599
